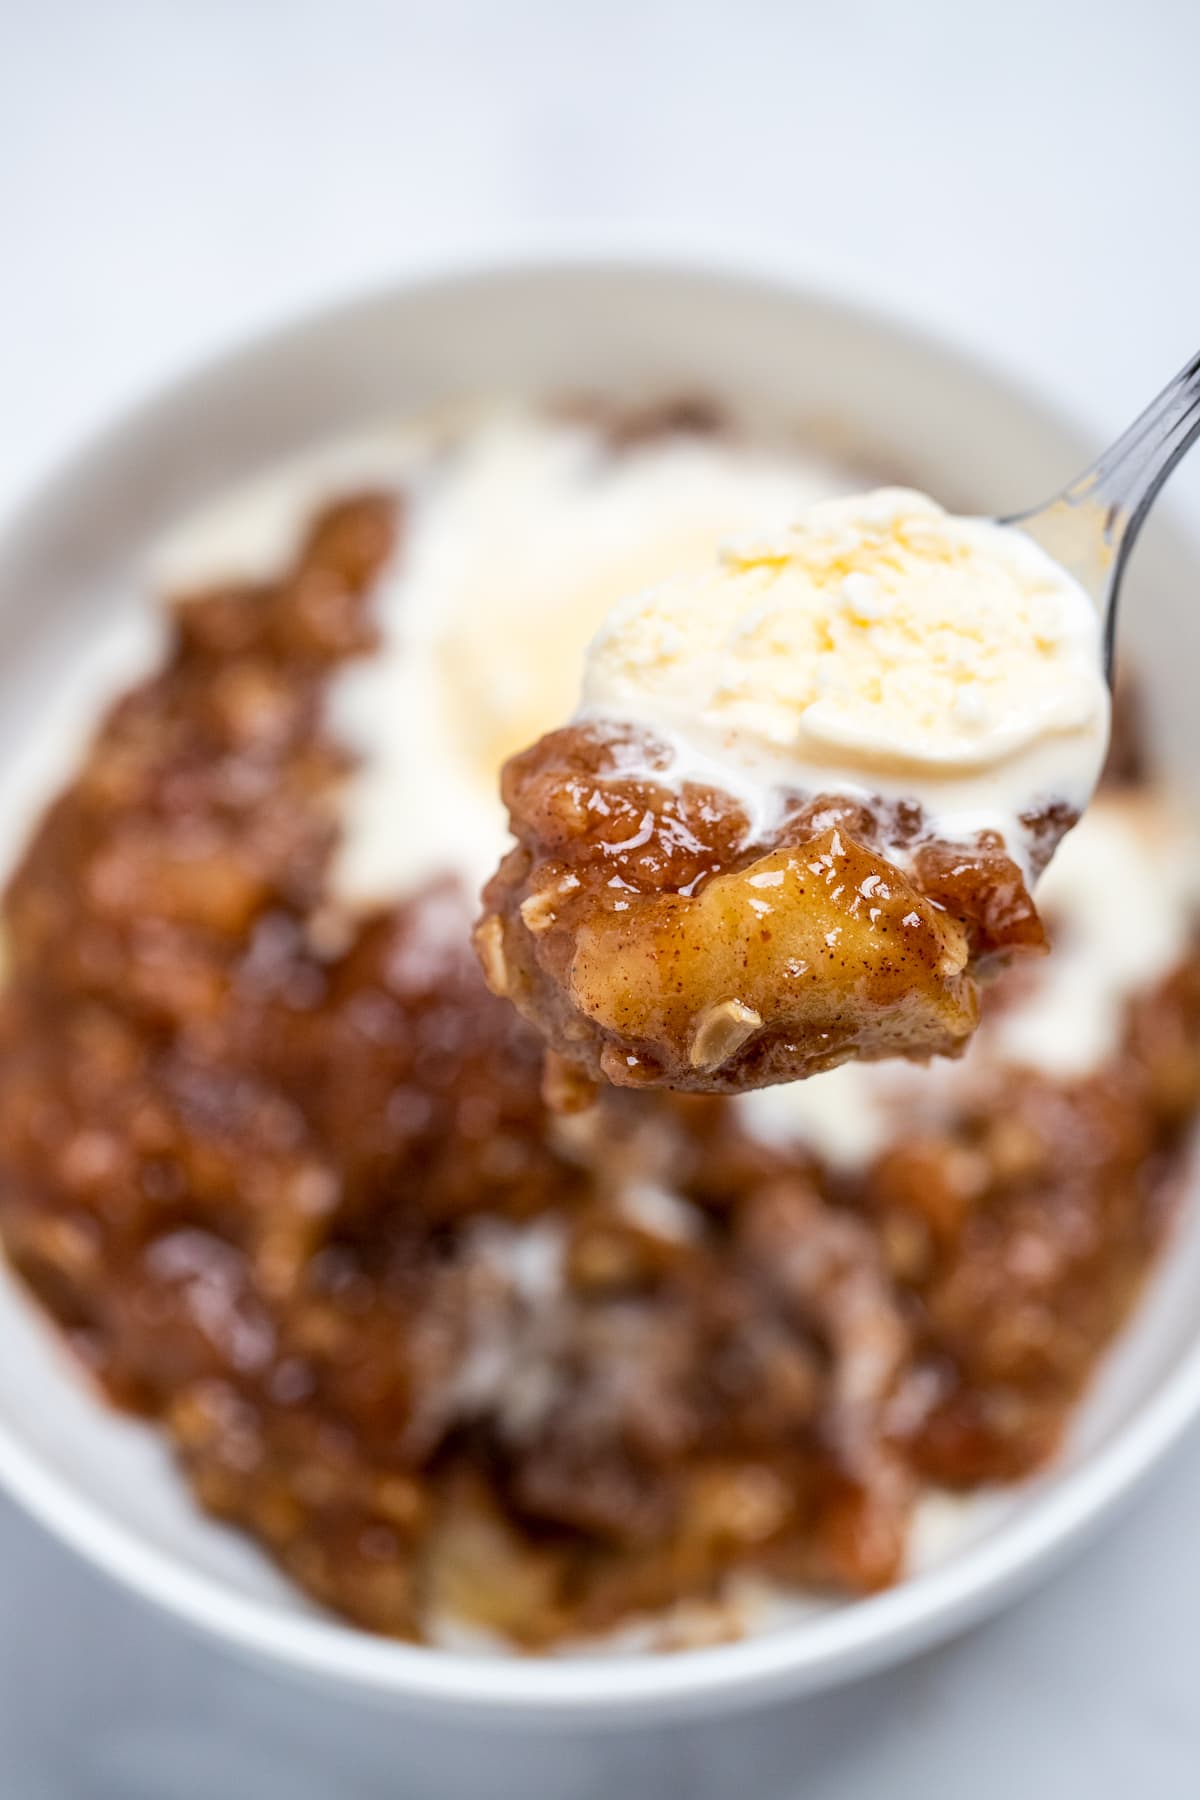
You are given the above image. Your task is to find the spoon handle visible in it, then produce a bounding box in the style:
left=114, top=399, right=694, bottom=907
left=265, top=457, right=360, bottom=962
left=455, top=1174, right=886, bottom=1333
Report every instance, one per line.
left=1009, top=347, right=1200, bottom=672
left=1075, top=347, right=1200, bottom=544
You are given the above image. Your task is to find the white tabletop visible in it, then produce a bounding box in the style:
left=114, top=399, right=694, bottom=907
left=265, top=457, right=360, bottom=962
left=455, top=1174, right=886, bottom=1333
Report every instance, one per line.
left=3, top=3, right=1199, bottom=1793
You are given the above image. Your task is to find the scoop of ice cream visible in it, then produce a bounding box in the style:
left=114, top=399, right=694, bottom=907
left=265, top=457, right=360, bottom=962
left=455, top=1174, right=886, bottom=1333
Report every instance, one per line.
left=581, top=488, right=1111, bottom=854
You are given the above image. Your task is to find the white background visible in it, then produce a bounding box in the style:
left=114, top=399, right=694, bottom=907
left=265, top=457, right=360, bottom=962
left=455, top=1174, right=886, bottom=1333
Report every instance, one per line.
left=2, top=1, right=1200, bottom=1794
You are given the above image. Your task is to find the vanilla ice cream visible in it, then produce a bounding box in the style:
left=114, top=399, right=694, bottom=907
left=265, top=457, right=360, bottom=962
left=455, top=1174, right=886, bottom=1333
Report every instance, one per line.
left=142, top=404, right=861, bottom=901
left=581, top=487, right=1112, bottom=867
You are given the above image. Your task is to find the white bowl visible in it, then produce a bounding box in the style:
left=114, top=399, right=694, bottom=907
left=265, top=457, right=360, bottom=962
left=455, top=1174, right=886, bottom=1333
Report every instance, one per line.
left=0, top=253, right=1199, bottom=1727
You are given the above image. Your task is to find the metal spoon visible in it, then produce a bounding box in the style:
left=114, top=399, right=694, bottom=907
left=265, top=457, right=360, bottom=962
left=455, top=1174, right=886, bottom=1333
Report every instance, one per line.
left=1005, top=348, right=1200, bottom=678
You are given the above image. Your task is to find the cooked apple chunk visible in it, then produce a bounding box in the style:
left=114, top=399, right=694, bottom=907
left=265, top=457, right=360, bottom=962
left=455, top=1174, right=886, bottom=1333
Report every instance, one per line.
left=477, top=723, right=1054, bottom=1095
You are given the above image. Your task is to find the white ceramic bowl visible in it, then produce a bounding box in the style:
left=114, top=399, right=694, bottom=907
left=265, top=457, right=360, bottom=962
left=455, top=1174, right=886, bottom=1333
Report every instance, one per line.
left=1, top=254, right=1199, bottom=1727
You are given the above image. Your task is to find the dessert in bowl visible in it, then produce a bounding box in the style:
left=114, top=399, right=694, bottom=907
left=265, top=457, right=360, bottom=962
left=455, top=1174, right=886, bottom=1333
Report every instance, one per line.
left=0, top=259, right=1198, bottom=1718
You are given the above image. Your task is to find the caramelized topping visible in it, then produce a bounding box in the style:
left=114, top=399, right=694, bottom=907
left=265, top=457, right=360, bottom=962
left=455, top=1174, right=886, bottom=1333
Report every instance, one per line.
left=479, top=723, right=1051, bottom=1096
left=0, top=435, right=1187, bottom=1650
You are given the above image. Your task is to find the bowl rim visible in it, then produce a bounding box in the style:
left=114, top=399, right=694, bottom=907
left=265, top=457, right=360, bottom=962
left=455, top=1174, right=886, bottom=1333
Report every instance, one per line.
left=2, top=240, right=1199, bottom=1718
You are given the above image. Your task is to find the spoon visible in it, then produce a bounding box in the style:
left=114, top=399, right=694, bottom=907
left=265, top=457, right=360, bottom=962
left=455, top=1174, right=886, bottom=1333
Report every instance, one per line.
left=1006, top=348, right=1200, bottom=678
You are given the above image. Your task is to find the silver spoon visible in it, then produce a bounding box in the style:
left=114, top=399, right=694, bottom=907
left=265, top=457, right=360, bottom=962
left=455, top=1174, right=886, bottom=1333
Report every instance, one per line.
left=1005, top=348, right=1200, bottom=678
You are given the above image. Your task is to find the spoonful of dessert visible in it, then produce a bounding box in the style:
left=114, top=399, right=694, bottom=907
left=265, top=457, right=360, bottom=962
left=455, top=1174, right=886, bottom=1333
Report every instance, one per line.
left=475, top=347, right=1200, bottom=1103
